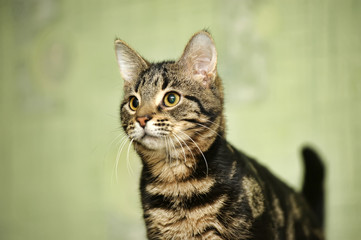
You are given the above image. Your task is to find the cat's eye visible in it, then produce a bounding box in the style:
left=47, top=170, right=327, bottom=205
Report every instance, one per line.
left=163, top=92, right=180, bottom=107
left=129, top=96, right=139, bottom=111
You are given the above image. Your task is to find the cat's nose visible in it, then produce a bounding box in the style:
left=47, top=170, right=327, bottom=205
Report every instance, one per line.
left=136, top=115, right=152, bottom=128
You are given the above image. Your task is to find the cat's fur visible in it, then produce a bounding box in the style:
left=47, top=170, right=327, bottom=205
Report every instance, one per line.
left=114, top=31, right=325, bottom=240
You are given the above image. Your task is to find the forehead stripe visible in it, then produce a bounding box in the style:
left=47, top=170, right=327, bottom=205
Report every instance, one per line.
left=135, top=77, right=142, bottom=92
left=161, top=73, right=169, bottom=90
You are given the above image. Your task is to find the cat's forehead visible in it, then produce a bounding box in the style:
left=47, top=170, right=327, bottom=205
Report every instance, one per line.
left=131, top=61, right=180, bottom=98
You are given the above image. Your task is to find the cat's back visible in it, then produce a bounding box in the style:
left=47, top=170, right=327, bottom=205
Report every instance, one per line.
left=233, top=148, right=324, bottom=240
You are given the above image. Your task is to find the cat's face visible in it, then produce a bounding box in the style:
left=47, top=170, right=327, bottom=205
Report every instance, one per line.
left=115, top=31, right=224, bottom=156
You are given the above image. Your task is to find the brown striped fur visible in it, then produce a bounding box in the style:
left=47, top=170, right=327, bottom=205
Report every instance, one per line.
left=114, top=31, right=325, bottom=240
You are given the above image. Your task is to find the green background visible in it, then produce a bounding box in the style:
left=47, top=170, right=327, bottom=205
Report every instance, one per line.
left=1, top=0, right=360, bottom=239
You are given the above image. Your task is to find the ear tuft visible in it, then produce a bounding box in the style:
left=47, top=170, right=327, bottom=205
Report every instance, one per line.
left=178, top=31, right=217, bottom=87
left=114, top=39, right=149, bottom=84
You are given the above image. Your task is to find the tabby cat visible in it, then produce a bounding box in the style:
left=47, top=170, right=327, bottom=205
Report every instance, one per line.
left=114, top=31, right=325, bottom=240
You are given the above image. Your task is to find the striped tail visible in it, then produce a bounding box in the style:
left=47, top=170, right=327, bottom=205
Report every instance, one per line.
left=301, top=146, right=325, bottom=228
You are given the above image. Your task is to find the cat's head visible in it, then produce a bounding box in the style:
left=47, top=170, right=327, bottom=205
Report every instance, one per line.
left=115, top=31, right=224, bottom=157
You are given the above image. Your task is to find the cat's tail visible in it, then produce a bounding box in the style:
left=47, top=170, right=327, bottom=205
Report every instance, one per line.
left=301, top=146, right=325, bottom=228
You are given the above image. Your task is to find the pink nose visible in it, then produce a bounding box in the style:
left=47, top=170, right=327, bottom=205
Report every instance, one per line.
left=136, top=115, right=151, bottom=128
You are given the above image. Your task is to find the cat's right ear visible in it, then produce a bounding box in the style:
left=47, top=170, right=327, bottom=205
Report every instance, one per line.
left=114, top=39, right=149, bottom=85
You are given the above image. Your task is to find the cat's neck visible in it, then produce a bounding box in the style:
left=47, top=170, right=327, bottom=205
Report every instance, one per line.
left=135, top=122, right=226, bottom=183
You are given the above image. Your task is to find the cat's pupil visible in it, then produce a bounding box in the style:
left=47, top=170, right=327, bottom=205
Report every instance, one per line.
left=167, top=94, right=176, bottom=104
left=133, top=98, right=139, bottom=107
left=130, top=96, right=139, bottom=110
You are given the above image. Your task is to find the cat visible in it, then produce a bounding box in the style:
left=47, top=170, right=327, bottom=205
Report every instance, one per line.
left=114, top=30, right=325, bottom=240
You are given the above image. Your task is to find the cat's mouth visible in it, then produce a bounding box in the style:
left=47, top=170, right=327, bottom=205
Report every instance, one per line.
left=140, top=127, right=160, bottom=139
left=136, top=131, right=166, bottom=150
left=130, top=123, right=170, bottom=150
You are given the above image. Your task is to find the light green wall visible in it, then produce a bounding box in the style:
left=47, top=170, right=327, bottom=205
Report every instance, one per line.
left=1, top=0, right=360, bottom=239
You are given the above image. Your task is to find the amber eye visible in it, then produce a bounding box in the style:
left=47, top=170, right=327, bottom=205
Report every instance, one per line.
left=129, top=96, right=139, bottom=111
left=163, top=92, right=180, bottom=107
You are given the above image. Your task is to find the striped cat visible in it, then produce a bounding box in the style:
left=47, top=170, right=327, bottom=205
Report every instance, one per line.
left=114, top=31, right=325, bottom=240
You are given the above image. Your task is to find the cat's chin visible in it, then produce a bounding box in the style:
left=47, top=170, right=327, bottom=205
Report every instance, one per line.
left=137, top=135, right=166, bottom=150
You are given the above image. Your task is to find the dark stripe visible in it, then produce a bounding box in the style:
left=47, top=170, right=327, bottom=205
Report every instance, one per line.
left=181, top=118, right=212, bottom=126
left=135, top=78, right=142, bottom=92
left=181, top=118, right=202, bottom=124
left=135, top=68, right=150, bottom=92
left=182, top=119, right=213, bottom=131
left=184, top=95, right=213, bottom=117
left=120, top=101, right=127, bottom=110
left=140, top=77, right=146, bottom=88
left=161, top=73, right=169, bottom=90
left=143, top=181, right=226, bottom=210
left=195, top=226, right=222, bottom=238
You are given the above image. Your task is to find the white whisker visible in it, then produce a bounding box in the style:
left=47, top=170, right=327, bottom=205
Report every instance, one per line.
left=105, top=131, right=126, bottom=161
left=176, top=130, right=209, bottom=176
left=114, top=135, right=130, bottom=183
left=172, top=133, right=187, bottom=164
left=173, top=132, right=196, bottom=164
left=168, top=136, right=178, bottom=163
left=163, top=136, right=170, bottom=163
left=126, top=138, right=135, bottom=176
left=194, top=122, right=224, bottom=139
left=198, top=117, right=222, bottom=127
left=110, top=132, right=126, bottom=146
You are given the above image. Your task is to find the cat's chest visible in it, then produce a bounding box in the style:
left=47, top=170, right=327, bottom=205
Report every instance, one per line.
left=144, top=198, right=226, bottom=239
left=142, top=177, right=227, bottom=239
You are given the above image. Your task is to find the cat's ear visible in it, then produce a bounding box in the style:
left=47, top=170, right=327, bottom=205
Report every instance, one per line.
left=178, top=31, right=217, bottom=87
left=114, top=39, right=149, bottom=84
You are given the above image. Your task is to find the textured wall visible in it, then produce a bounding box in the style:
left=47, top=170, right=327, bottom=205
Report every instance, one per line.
left=1, top=0, right=360, bottom=239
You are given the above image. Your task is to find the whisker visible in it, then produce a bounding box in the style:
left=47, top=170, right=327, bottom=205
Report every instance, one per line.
left=194, top=122, right=224, bottom=139
left=198, top=117, right=221, bottom=126
left=163, top=136, right=171, bottom=163
left=103, top=131, right=125, bottom=165
left=168, top=135, right=178, bottom=163
left=173, top=132, right=196, bottom=164
left=166, top=137, right=174, bottom=163
left=126, top=138, right=135, bottom=176
left=110, top=127, right=125, bottom=133
left=185, top=117, right=222, bottom=130
left=172, top=134, right=187, bottom=164
left=114, top=135, right=130, bottom=183
left=110, top=131, right=126, bottom=145
left=176, top=130, right=209, bottom=176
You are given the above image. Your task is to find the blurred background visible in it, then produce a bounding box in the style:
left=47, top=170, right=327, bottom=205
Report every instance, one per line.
left=1, top=0, right=360, bottom=239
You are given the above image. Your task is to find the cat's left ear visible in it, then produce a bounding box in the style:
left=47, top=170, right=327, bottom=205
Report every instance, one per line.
left=177, top=31, right=217, bottom=87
